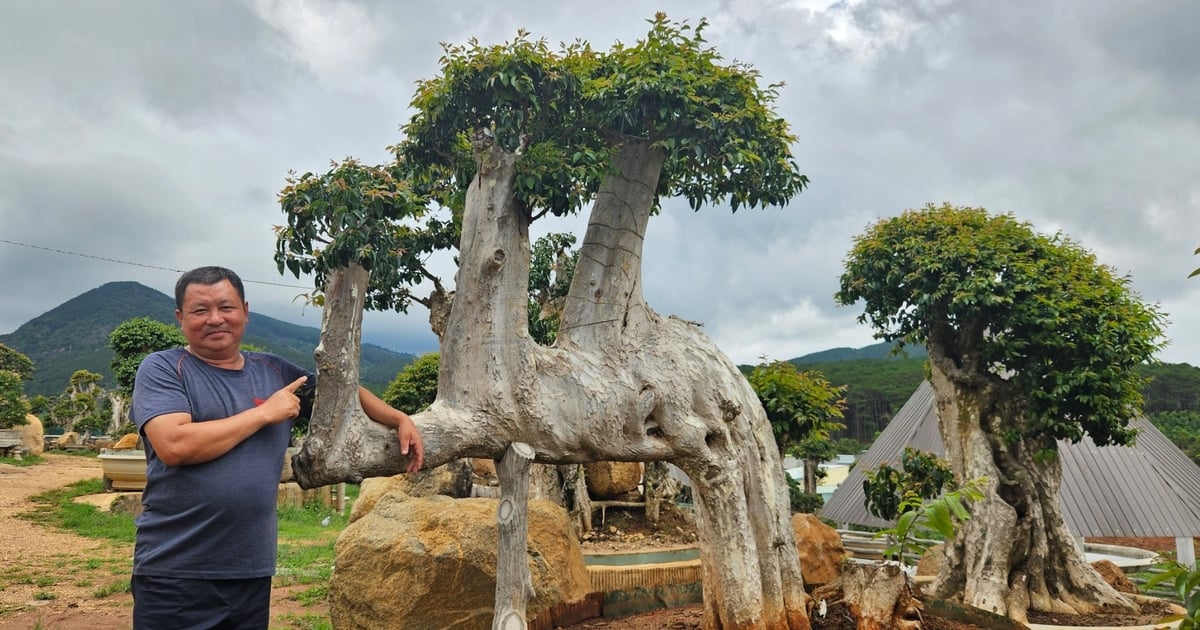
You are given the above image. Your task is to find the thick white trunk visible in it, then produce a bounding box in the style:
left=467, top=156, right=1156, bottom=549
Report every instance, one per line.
left=927, top=359, right=1135, bottom=623
left=294, top=134, right=809, bottom=629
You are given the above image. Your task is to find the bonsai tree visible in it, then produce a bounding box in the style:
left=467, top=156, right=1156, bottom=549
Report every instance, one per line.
left=109, top=317, right=186, bottom=436
left=0, top=344, right=34, bottom=429
left=747, top=360, right=846, bottom=497
left=276, top=15, right=812, bottom=628
left=836, top=203, right=1166, bottom=622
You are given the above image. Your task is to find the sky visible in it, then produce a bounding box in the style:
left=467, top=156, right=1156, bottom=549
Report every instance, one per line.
left=1, top=0, right=1198, bottom=367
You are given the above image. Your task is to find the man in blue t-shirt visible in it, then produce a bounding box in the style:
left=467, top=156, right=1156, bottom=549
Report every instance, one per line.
left=131, top=266, right=424, bottom=629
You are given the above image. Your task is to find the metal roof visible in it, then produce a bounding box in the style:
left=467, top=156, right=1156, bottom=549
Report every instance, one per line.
left=819, top=381, right=1200, bottom=537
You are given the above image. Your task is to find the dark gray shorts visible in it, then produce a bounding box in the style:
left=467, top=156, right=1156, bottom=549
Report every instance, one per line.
left=132, top=574, right=272, bottom=630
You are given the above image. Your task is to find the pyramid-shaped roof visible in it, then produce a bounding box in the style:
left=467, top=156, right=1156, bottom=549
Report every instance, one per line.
left=820, top=381, right=1200, bottom=537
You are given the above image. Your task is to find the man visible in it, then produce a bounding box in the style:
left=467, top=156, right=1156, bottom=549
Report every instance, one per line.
left=131, top=266, right=423, bottom=629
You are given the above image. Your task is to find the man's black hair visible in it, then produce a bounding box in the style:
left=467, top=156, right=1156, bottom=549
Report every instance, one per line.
left=175, top=266, right=246, bottom=310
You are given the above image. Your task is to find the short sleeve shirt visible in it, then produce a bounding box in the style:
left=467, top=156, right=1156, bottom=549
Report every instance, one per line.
left=130, top=348, right=313, bottom=579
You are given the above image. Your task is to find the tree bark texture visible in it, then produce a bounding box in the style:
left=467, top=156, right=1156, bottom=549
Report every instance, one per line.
left=294, top=135, right=810, bottom=629
left=925, top=353, right=1135, bottom=623
left=494, top=442, right=536, bottom=630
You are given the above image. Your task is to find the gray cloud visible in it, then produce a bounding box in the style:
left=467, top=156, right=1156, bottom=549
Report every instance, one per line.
left=1, top=0, right=1196, bottom=372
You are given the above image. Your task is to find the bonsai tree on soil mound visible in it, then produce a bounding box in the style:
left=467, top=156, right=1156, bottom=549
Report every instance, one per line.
left=836, top=203, right=1167, bottom=623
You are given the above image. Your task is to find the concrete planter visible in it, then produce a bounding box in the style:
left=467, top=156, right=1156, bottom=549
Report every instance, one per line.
left=98, top=449, right=147, bottom=492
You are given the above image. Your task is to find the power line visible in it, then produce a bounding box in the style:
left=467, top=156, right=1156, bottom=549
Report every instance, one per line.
left=0, top=238, right=311, bottom=290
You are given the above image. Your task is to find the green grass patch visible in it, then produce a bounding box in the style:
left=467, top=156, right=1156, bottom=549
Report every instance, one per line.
left=20, top=479, right=136, bottom=543
left=291, top=584, right=329, bottom=607
left=93, top=579, right=130, bottom=598
left=32, top=591, right=56, bottom=601
left=272, top=612, right=333, bottom=630
left=0, top=453, right=43, bottom=467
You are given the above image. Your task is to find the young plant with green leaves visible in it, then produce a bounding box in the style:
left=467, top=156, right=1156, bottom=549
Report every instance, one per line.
left=837, top=203, right=1166, bottom=622
left=863, top=449, right=982, bottom=565
left=1146, top=561, right=1200, bottom=629
left=277, top=14, right=812, bottom=628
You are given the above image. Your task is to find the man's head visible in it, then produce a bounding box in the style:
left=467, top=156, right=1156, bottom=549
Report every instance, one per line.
left=174, top=266, right=249, bottom=361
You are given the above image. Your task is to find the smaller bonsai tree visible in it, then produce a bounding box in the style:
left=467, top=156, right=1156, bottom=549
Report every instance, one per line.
left=0, top=370, right=31, bottom=429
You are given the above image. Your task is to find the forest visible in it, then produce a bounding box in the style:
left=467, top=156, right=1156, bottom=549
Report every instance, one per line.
left=792, top=355, right=1200, bottom=465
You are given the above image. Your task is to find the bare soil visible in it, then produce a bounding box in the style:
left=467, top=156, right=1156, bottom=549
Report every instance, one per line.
left=1, top=459, right=1188, bottom=630
left=0, top=454, right=318, bottom=630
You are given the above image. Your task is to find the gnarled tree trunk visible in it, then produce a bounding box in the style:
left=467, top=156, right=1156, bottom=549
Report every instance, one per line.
left=293, top=133, right=809, bottom=628
left=926, top=352, right=1135, bottom=623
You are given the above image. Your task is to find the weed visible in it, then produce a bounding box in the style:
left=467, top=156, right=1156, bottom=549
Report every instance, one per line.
left=93, top=579, right=130, bottom=598
left=32, top=591, right=56, bottom=601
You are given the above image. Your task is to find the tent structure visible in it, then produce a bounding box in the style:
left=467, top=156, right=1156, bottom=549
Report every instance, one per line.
left=820, top=381, right=1200, bottom=565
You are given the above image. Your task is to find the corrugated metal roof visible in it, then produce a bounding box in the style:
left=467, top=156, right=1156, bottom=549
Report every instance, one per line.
left=819, top=381, right=1200, bottom=537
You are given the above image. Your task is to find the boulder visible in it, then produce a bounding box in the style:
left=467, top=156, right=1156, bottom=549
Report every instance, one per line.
left=791, top=513, right=845, bottom=587
left=19, top=415, right=44, bottom=455
left=111, top=433, right=140, bottom=450
left=330, top=493, right=590, bottom=630
left=916, top=543, right=945, bottom=577
left=1091, top=559, right=1138, bottom=593
left=55, top=431, right=80, bottom=447
left=584, top=461, right=642, bottom=499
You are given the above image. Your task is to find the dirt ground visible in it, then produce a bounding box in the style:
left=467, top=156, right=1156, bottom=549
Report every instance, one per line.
left=0, top=454, right=317, bottom=630
left=1, top=456, right=1191, bottom=630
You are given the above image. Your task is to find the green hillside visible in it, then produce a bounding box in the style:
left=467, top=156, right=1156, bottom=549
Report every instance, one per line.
left=0, top=281, right=415, bottom=396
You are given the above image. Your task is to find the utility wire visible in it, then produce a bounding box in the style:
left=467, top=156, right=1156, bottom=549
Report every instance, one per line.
left=0, top=238, right=311, bottom=290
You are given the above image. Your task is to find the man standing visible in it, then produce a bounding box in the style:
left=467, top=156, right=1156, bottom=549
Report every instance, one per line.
left=131, top=266, right=423, bottom=629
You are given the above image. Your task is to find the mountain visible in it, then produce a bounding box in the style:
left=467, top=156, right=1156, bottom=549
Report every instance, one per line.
left=0, top=281, right=416, bottom=397
left=789, top=341, right=927, bottom=363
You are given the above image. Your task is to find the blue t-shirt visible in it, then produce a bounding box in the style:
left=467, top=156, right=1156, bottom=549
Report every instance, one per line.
left=130, top=348, right=313, bottom=579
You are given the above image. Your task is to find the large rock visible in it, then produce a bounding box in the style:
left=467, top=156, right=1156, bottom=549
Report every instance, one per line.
left=331, top=493, right=591, bottom=630
left=791, top=513, right=845, bottom=587
left=916, top=543, right=945, bottom=577
left=584, top=461, right=642, bottom=499
left=19, top=415, right=44, bottom=455
left=111, top=433, right=140, bottom=450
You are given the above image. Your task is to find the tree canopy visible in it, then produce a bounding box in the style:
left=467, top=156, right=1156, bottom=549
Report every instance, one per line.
left=109, top=317, right=186, bottom=394
left=836, top=203, right=1166, bottom=448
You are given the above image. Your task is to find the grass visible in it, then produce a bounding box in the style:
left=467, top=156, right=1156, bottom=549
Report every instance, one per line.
left=8, top=469, right=358, bottom=628
left=0, top=454, right=44, bottom=467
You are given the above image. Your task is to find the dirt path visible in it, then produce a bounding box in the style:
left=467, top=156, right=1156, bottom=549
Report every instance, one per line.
left=0, top=454, right=133, bottom=630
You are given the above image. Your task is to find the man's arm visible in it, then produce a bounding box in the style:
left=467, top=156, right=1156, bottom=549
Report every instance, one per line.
left=144, top=376, right=308, bottom=467
left=359, top=386, right=424, bottom=473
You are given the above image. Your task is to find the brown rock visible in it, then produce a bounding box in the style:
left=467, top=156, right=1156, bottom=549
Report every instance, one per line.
left=472, top=457, right=497, bottom=479
left=791, top=513, right=845, bottom=587
left=18, top=415, right=44, bottom=455
left=111, top=433, right=140, bottom=450
left=55, top=431, right=80, bottom=447
left=916, top=543, right=945, bottom=577
left=1092, top=559, right=1138, bottom=593
left=330, top=494, right=590, bottom=630
left=584, top=461, right=642, bottom=499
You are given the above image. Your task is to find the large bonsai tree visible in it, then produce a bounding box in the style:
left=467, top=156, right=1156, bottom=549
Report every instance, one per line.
left=276, top=15, right=812, bottom=629
left=836, top=203, right=1166, bottom=622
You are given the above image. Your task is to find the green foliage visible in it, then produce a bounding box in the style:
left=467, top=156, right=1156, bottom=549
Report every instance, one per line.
left=275, top=158, right=445, bottom=314
left=1150, top=410, right=1200, bottom=465
left=108, top=317, right=185, bottom=394
left=1145, top=561, right=1200, bottom=629
left=1190, top=245, right=1199, bottom=279
left=399, top=13, right=807, bottom=216
left=0, top=343, right=34, bottom=380
left=873, top=477, right=984, bottom=566
left=383, top=352, right=440, bottom=413
left=863, top=448, right=956, bottom=522
left=0, top=369, right=32, bottom=428
left=837, top=203, right=1167, bottom=448
left=791, top=357, right=927, bottom=444
left=747, top=360, right=845, bottom=456
left=786, top=475, right=824, bottom=514
left=528, top=233, right=578, bottom=345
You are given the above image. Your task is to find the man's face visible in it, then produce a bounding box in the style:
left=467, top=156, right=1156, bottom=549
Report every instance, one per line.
left=175, top=279, right=248, bottom=358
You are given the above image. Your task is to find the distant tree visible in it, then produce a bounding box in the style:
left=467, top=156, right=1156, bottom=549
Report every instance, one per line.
left=50, top=370, right=109, bottom=435
left=383, top=352, right=441, bottom=413
left=837, top=203, right=1166, bottom=621
left=109, top=317, right=186, bottom=394
left=528, top=233, right=578, bottom=346
left=0, top=343, right=34, bottom=382
left=0, top=370, right=31, bottom=428
left=747, top=360, right=846, bottom=494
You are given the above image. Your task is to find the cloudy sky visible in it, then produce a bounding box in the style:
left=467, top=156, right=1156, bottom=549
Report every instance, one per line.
left=2, top=0, right=1198, bottom=367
